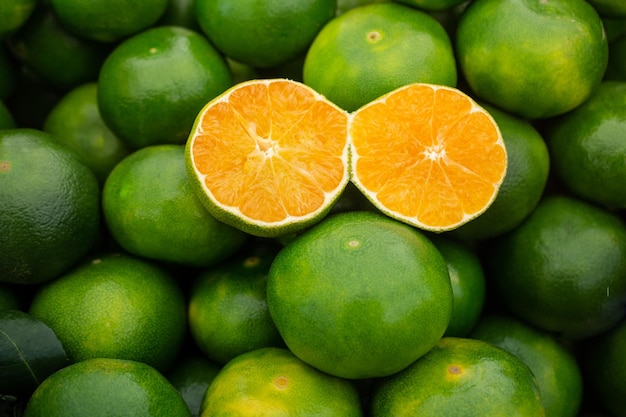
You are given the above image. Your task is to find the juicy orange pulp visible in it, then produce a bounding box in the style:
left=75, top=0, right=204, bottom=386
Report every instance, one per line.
left=188, top=79, right=349, bottom=226
left=350, top=83, right=507, bottom=231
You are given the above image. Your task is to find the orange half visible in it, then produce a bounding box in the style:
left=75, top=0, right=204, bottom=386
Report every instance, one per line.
left=185, top=79, right=350, bottom=237
left=349, top=83, right=507, bottom=232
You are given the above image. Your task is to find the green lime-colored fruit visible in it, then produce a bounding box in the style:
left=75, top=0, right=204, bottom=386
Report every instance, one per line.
left=452, top=103, right=550, bottom=241
left=6, top=5, right=111, bottom=91
left=370, top=337, right=546, bottom=416
left=167, top=355, right=221, bottom=417
left=98, top=25, right=232, bottom=149
left=471, top=314, right=583, bottom=417
left=582, top=319, right=626, bottom=417
left=484, top=195, right=626, bottom=339
left=545, top=81, right=626, bottom=209
left=430, top=235, right=486, bottom=337
left=188, top=242, right=284, bottom=364
left=395, top=0, right=467, bottom=11
left=196, top=0, right=336, bottom=69
left=102, top=145, right=248, bottom=267
left=23, top=358, right=191, bottom=417
left=43, top=83, right=131, bottom=185
left=303, top=2, right=457, bottom=112
left=29, top=253, right=187, bottom=371
left=0, top=0, right=38, bottom=39
left=0, top=128, right=100, bottom=284
left=200, top=347, right=364, bottom=416
left=49, top=0, right=169, bottom=42
left=456, top=0, right=608, bottom=119
left=267, top=210, right=452, bottom=379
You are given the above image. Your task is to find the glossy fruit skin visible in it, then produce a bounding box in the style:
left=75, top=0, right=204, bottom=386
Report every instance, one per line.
left=303, top=2, right=457, bottom=112
left=196, top=0, right=336, bottom=68
left=44, top=83, right=130, bottom=185
left=188, top=244, right=284, bottom=364
left=484, top=195, right=626, bottom=339
left=49, top=0, right=169, bottom=42
left=267, top=211, right=452, bottom=379
left=583, top=320, right=626, bottom=417
left=23, top=358, right=192, bottom=417
left=98, top=26, right=232, bottom=149
left=28, top=253, right=187, bottom=371
left=545, top=81, right=626, bottom=209
left=0, top=128, right=100, bottom=285
left=0, top=0, right=38, bottom=39
left=430, top=235, right=486, bottom=338
left=200, top=347, right=364, bottom=417
left=370, top=337, right=546, bottom=417
left=452, top=103, right=550, bottom=241
left=102, top=145, right=248, bottom=268
left=456, top=0, right=608, bottom=119
left=6, top=6, right=111, bottom=92
left=470, top=314, right=583, bottom=417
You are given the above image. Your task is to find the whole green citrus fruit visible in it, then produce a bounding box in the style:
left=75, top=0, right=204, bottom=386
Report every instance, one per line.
left=0, top=128, right=100, bottom=284
left=103, top=145, right=248, bottom=267
left=49, top=0, right=169, bottom=42
left=98, top=26, right=232, bottom=149
left=471, top=314, right=583, bottom=417
left=23, top=358, right=191, bottom=417
left=303, top=2, right=457, bottom=112
left=195, top=0, right=336, bottom=69
left=370, top=337, right=546, bottom=416
left=28, top=253, right=187, bottom=371
left=483, top=195, right=626, bottom=339
left=188, top=242, right=284, bottom=364
left=545, top=81, right=626, bottom=209
left=267, top=210, right=452, bottom=379
left=456, top=0, right=608, bottom=119
left=200, top=347, right=364, bottom=416
left=6, top=5, right=111, bottom=92
left=44, top=83, right=130, bottom=185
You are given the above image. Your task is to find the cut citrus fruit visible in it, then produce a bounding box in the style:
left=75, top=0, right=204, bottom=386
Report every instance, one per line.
left=349, top=83, right=507, bottom=232
left=185, top=79, right=350, bottom=238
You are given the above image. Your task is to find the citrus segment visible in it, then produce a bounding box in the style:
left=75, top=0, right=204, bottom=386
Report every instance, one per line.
left=186, top=79, right=350, bottom=238
left=349, top=83, right=506, bottom=232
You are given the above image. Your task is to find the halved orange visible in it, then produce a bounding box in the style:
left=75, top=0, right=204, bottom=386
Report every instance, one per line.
left=185, top=79, right=350, bottom=238
left=349, top=83, right=507, bottom=232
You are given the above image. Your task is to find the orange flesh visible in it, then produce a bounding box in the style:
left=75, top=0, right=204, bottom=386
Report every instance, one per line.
left=190, top=80, right=349, bottom=224
left=350, top=84, right=506, bottom=230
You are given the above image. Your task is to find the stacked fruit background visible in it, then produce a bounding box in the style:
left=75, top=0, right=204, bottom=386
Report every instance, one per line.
left=1, top=0, right=625, bottom=416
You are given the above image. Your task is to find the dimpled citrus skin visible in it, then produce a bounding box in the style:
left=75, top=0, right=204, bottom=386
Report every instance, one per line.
left=28, top=253, right=187, bottom=372
left=23, top=358, right=192, bottom=417
left=0, top=128, right=100, bottom=285
left=303, top=2, right=457, bottom=112
left=371, top=337, right=545, bottom=417
left=102, top=145, right=248, bottom=268
left=456, top=0, right=608, bottom=119
left=98, top=26, right=232, bottom=149
left=545, top=81, right=626, bottom=209
left=200, top=347, right=364, bottom=417
left=267, top=211, right=452, bottom=379
left=484, top=195, right=626, bottom=339
left=471, top=314, right=584, bottom=417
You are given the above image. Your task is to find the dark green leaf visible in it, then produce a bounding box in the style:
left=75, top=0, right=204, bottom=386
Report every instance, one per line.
left=0, top=310, right=68, bottom=397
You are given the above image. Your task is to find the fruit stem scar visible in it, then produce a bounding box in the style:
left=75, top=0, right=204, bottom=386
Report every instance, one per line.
left=348, top=239, right=360, bottom=247
left=367, top=30, right=382, bottom=42
left=448, top=365, right=463, bottom=375
left=0, top=161, right=10, bottom=172
left=274, top=376, right=288, bottom=389
left=244, top=256, right=260, bottom=268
